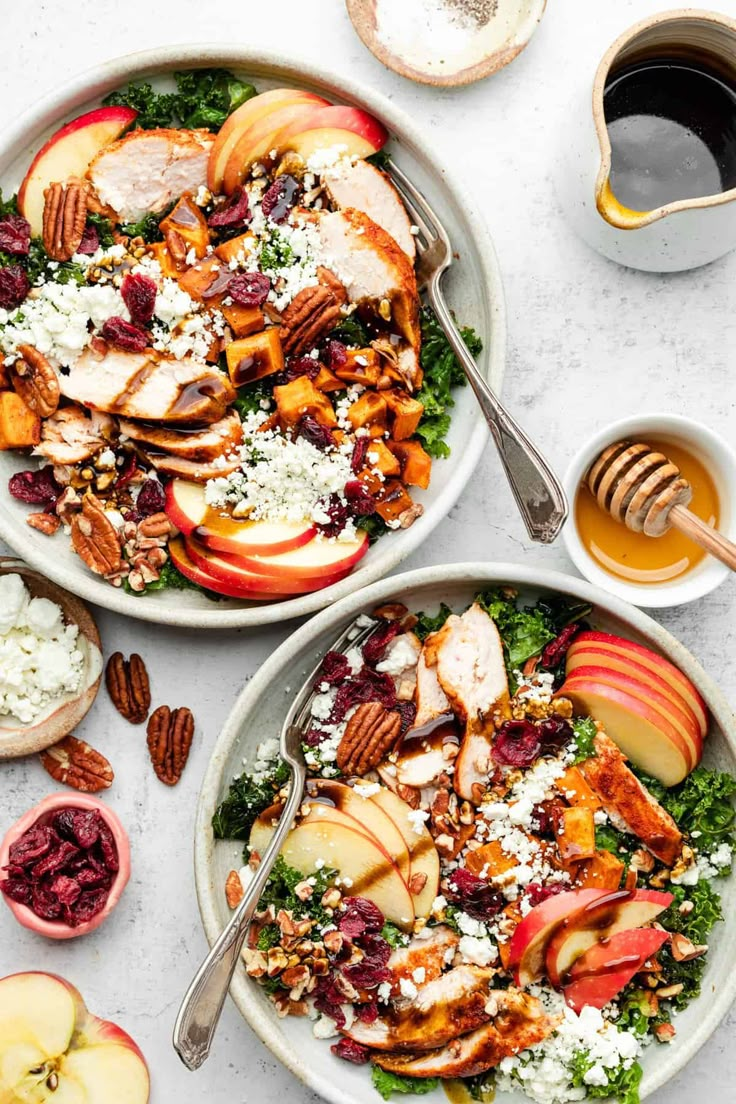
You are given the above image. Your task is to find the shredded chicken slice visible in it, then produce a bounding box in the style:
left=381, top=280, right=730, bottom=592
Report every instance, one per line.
left=580, top=733, right=683, bottom=866
left=386, top=926, right=459, bottom=997
left=117, top=411, right=242, bottom=462
left=324, top=160, right=416, bottom=259
left=414, top=644, right=452, bottom=727
left=344, top=966, right=495, bottom=1052
left=146, top=452, right=241, bottom=482
left=34, top=405, right=115, bottom=465
left=87, top=128, right=214, bottom=222
left=373, top=991, right=557, bottom=1078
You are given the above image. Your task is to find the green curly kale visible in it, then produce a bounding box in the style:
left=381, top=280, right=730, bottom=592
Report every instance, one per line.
left=371, top=1067, right=439, bottom=1100
left=416, top=306, right=481, bottom=459
left=257, top=855, right=336, bottom=928
left=476, top=588, right=555, bottom=674
left=86, top=212, right=116, bottom=249
left=413, top=602, right=453, bottom=641
left=120, top=208, right=170, bottom=244
left=104, top=68, right=256, bottom=131
left=659, top=767, right=736, bottom=858
left=212, top=762, right=290, bottom=841
left=570, top=717, right=599, bottom=765
left=569, top=1051, right=643, bottom=1104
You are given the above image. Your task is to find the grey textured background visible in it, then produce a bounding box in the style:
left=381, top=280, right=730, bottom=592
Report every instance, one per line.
left=0, top=1, right=734, bottom=1101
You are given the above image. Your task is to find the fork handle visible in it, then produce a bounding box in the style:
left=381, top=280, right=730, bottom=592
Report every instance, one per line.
left=428, top=285, right=568, bottom=544
left=173, top=757, right=306, bottom=1070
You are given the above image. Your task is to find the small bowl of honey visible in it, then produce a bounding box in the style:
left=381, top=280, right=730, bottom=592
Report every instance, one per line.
left=563, top=414, right=736, bottom=607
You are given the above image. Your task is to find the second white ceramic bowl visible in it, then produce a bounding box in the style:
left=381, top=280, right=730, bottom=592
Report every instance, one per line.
left=563, top=413, right=736, bottom=608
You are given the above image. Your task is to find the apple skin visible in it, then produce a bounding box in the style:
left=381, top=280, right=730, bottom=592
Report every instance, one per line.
left=18, top=106, right=137, bottom=234
left=222, top=102, right=322, bottom=194
left=169, top=536, right=292, bottom=600
left=308, top=780, right=411, bottom=879
left=563, top=927, right=670, bottom=1012
left=218, top=529, right=369, bottom=581
left=274, top=105, right=389, bottom=161
left=369, top=788, right=439, bottom=920
left=185, top=536, right=354, bottom=594
left=571, top=630, right=708, bottom=737
left=508, top=889, right=610, bottom=988
left=545, top=888, right=673, bottom=988
left=558, top=675, right=693, bottom=786
left=0, top=794, right=130, bottom=940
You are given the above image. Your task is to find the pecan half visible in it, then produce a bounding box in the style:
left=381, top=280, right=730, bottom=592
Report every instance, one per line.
left=105, top=652, right=151, bottom=724
left=40, top=735, right=114, bottom=792
left=42, top=181, right=89, bottom=261
left=336, top=701, right=401, bottom=774
left=26, top=512, right=61, bottom=535
left=11, top=345, right=60, bottom=417
left=225, top=870, right=244, bottom=909
left=316, top=266, right=347, bottom=305
left=71, top=493, right=122, bottom=576
left=279, top=285, right=342, bottom=355
left=146, top=705, right=194, bottom=786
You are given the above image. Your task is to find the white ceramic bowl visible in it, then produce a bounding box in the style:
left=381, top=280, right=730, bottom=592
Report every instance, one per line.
left=195, top=562, right=736, bottom=1104
left=563, top=414, right=736, bottom=608
left=0, top=46, right=505, bottom=629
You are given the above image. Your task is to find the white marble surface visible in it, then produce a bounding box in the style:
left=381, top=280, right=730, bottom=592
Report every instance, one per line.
left=1, top=0, right=735, bottom=1101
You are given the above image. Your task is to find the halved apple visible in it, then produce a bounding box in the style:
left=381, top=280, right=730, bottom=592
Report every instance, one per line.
left=208, top=88, right=328, bottom=193
left=558, top=676, right=692, bottom=785
left=272, top=105, right=389, bottom=164
left=165, top=479, right=316, bottom=556
left=218, top=529, right=369, bottom=580
left=571, top=631, right=708, bottom=737
left=18, top=106, right=137, bottom=234
left=563, top=927, right=669, bottom=1012
left=369, top=788, right=440, bottom=920
left=545, top=888, right=673, bottom=988
left=185, top=536, right=354, bottom=594
left=169, top=537, right=291, bottom=600
left=0, top=972, right=149, bottom=1103
left=222, top=103, right=323, bottom=195
left=508, top=889, right=610, bottom=988
left=308, top=780, right=411, bottom=879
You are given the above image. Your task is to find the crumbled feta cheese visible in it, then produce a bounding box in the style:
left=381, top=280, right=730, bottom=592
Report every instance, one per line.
left=376, top=634, right=420, bottom=677
left=353, top=782, right=382, bottom=798
left=0, top=281, right=127, bottom=367
left=412, top=967, right=426, bottom=984
left=458, top=935, right=498, bottom=966
left=399, top=978, right=418, bottom=999
left=406, top=808, right=430, bottom=835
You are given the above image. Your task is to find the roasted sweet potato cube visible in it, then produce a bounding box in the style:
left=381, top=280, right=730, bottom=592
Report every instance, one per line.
left=557, top=806, right=596, bottom=862
left=314, top=366, right=346, bottom=393
left=226, top=330, right=284, bottom=387
left=465, top=839, right=517, bottom=878
left=0, top=392, right=41, bottom=449
left=556, top=766, right=602, bottom=812
left=335, top=348, right=381, bottom=387
left=389, top=439, right=431, bottom=489
left=221, top=303, right=265, bottom=338
left=215, top=231, right=256, bottom=265
left=347, top=392, right=387, bottom=431
left=375, top=479, right=413, bottom=522
left=358, top=468, right=383, bottom=495
left=257, top=412, right=281, bottom=434
left=177, top=255, right=232, bottom=304
left=384, top=390, right=424, bottom=440
left=147, top=241, right=181, bottom=280
left=364, top=439, right=401, bottom=478
left=273, top=377, right=337, bottom=427
left=574, top=850, right=625, bottom=891
left=159, top=195, right=210, bottom=259
left=376, top=362, right=405, bottom=390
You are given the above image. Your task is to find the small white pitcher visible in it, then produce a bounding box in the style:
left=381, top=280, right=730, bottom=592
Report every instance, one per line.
left=557, top=8, right=736, bottom=272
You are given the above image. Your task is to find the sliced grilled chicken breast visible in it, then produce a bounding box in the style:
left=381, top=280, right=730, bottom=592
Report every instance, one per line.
left=344, top=966, right=495, bottom=1052
left=324, top=160, right=416, bottom=259
left=117, top=411, right=243, bottom=462
left=61, top=347, right=234, bottom=425
left=87, top=128, right=214, bottom=222
left=387, top=926, right=459, bottom=996
left=373, top=991, right=556, bottom=1078
left=414, top=645, right=452, bottom=728
left=35, top=405, right=115, bottom=465
left=430, top=604, right=511, bottom=803
left=146, top=452, right=241, bottom=481
left=580, top=733, right=683, bottom=865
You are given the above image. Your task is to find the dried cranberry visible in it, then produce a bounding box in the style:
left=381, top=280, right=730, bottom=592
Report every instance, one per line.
left=8, top=466, right=61, bottom=508
left=52, top=810, right=78, bottom=841
left=228, top=271, right=271, bottom=307
left=355, top=999, right=379, bottom=1024
left=492, top=720, right=542, bottom=768
left=325, top=339, right=348, bottom=370
left=31, top=883, right=62, bottom=920
left=447, top=867, right=504, bottom=922
left=135, top=478, right=166, bottom=517
left=331, top=1038, right=371, bottom=1065
left=338, top=896, right=385, bottom=936
left=114, top=452, right=138, bottom=490
left=538, top=717, right=574, bottom=754
left=0, top=877, right=32, bottom=905
left=261, top=175, right=300, bottom=223
left=343, top=957, right=391, bottom=989
left=122, top=273, right=158, bottom=326
left=316, top=650, right=351, bottom=687
left=330, top=669, right=396, bottom=723
left=394, top=701, right=417, bottom=735
left=0, top=214, right=31, bottom=255
left=297, top=415, right=335, bottom=452
left=350, top=437, right=369, bottom=474
left=31, top=840, right=79, bottom=879
left=73, top=888, right=108, bottom=923
left=285, top=355, right=321, bottom=382
left=356, top=933, right=392, bottom=963
left=316, top=494, right=351, bottom=538
left=363, top=620, right=401, bottom=666
left=97, top=822, right=119, bottom=873
left=525, top=882, right=565, bottom=908
left=101, top=317, right=148, bottom=352
left=76, top=223, right=100, bottom=255
left=208, top=188, right=251, bottom=229
left=75, top=866, right=111, bottom=890
left=344, top=479, right=376, bottom=518
left=0, top=265, right=30, bottom=309
left=540, top=624, right=581, bottom=670
left=51, top=875, right=82, bottom=908
left=70, top=810, right=102, bottom=849
left=9, top=825, right=57, bottom=866
left=530, top=803, right=554, bottom=838
left=314, top=975, right=347, bottom=1028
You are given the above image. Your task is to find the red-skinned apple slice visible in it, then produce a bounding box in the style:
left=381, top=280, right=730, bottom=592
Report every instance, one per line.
left=165, top=479, right=316, bottom=555
left=545, top=888, right=673, bottom=988
left=222, top=103, right=324, bottom=194
left=169, top=537, right=292, bottom=600
left=558, top=676, right=692, bottom=785
left=307, top=780, right=411, bottom=879
left=274, top=105, right=389, bottom=162
left=18, top=106, right=138, bottom=234
left=208, top=88, right=328, bottom=193
left=369, top=788, right=441, bottom=920
left=185, top=536, right=355, bottom=593
left=0, top=971, right=149, bottom=1103
left=563, top=927, right=670, bottom=1011
left=562, top=663, right=700, bottom=768
left=571, top=631, right=708, bottom=736
left=218, top=529, right=369, bottom=580
left=508, top=889, right=610, bottom=988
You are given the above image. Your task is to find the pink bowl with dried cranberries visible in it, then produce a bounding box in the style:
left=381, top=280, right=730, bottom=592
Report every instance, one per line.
left=0, top=793, right=130, bottom=939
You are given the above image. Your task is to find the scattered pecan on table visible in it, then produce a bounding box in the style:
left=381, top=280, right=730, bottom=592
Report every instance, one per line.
left=146, top=705, right=194, bottom=786
left=39, top=735, right=114, bottom=793
left=105, top=652, right=151, bottom=724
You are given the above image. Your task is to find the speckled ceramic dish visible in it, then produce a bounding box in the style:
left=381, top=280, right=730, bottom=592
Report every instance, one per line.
left=0, top=46, right=505, bottom=629
left=195, top=562, right=736, bottom=1104
left=0, top=557, right=102, bottom=758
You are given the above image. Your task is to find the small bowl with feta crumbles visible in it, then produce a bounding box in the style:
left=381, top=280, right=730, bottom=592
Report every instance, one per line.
left=0, top=559, right=103, bottom=758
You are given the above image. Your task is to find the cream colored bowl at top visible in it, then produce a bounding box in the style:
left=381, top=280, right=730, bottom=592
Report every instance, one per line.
left=194, top=562, right=736, bottom=1104
left=563, top=413, right=736, bottom=608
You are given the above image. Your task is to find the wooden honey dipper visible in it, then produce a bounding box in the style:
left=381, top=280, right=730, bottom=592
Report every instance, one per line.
left=587, top=440, right=736, bottom=572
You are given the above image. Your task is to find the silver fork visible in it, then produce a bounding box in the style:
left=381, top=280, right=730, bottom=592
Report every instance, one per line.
left=386, top=158, right=568, bottom=545
left=173, top=614, right=378, bottom=1070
